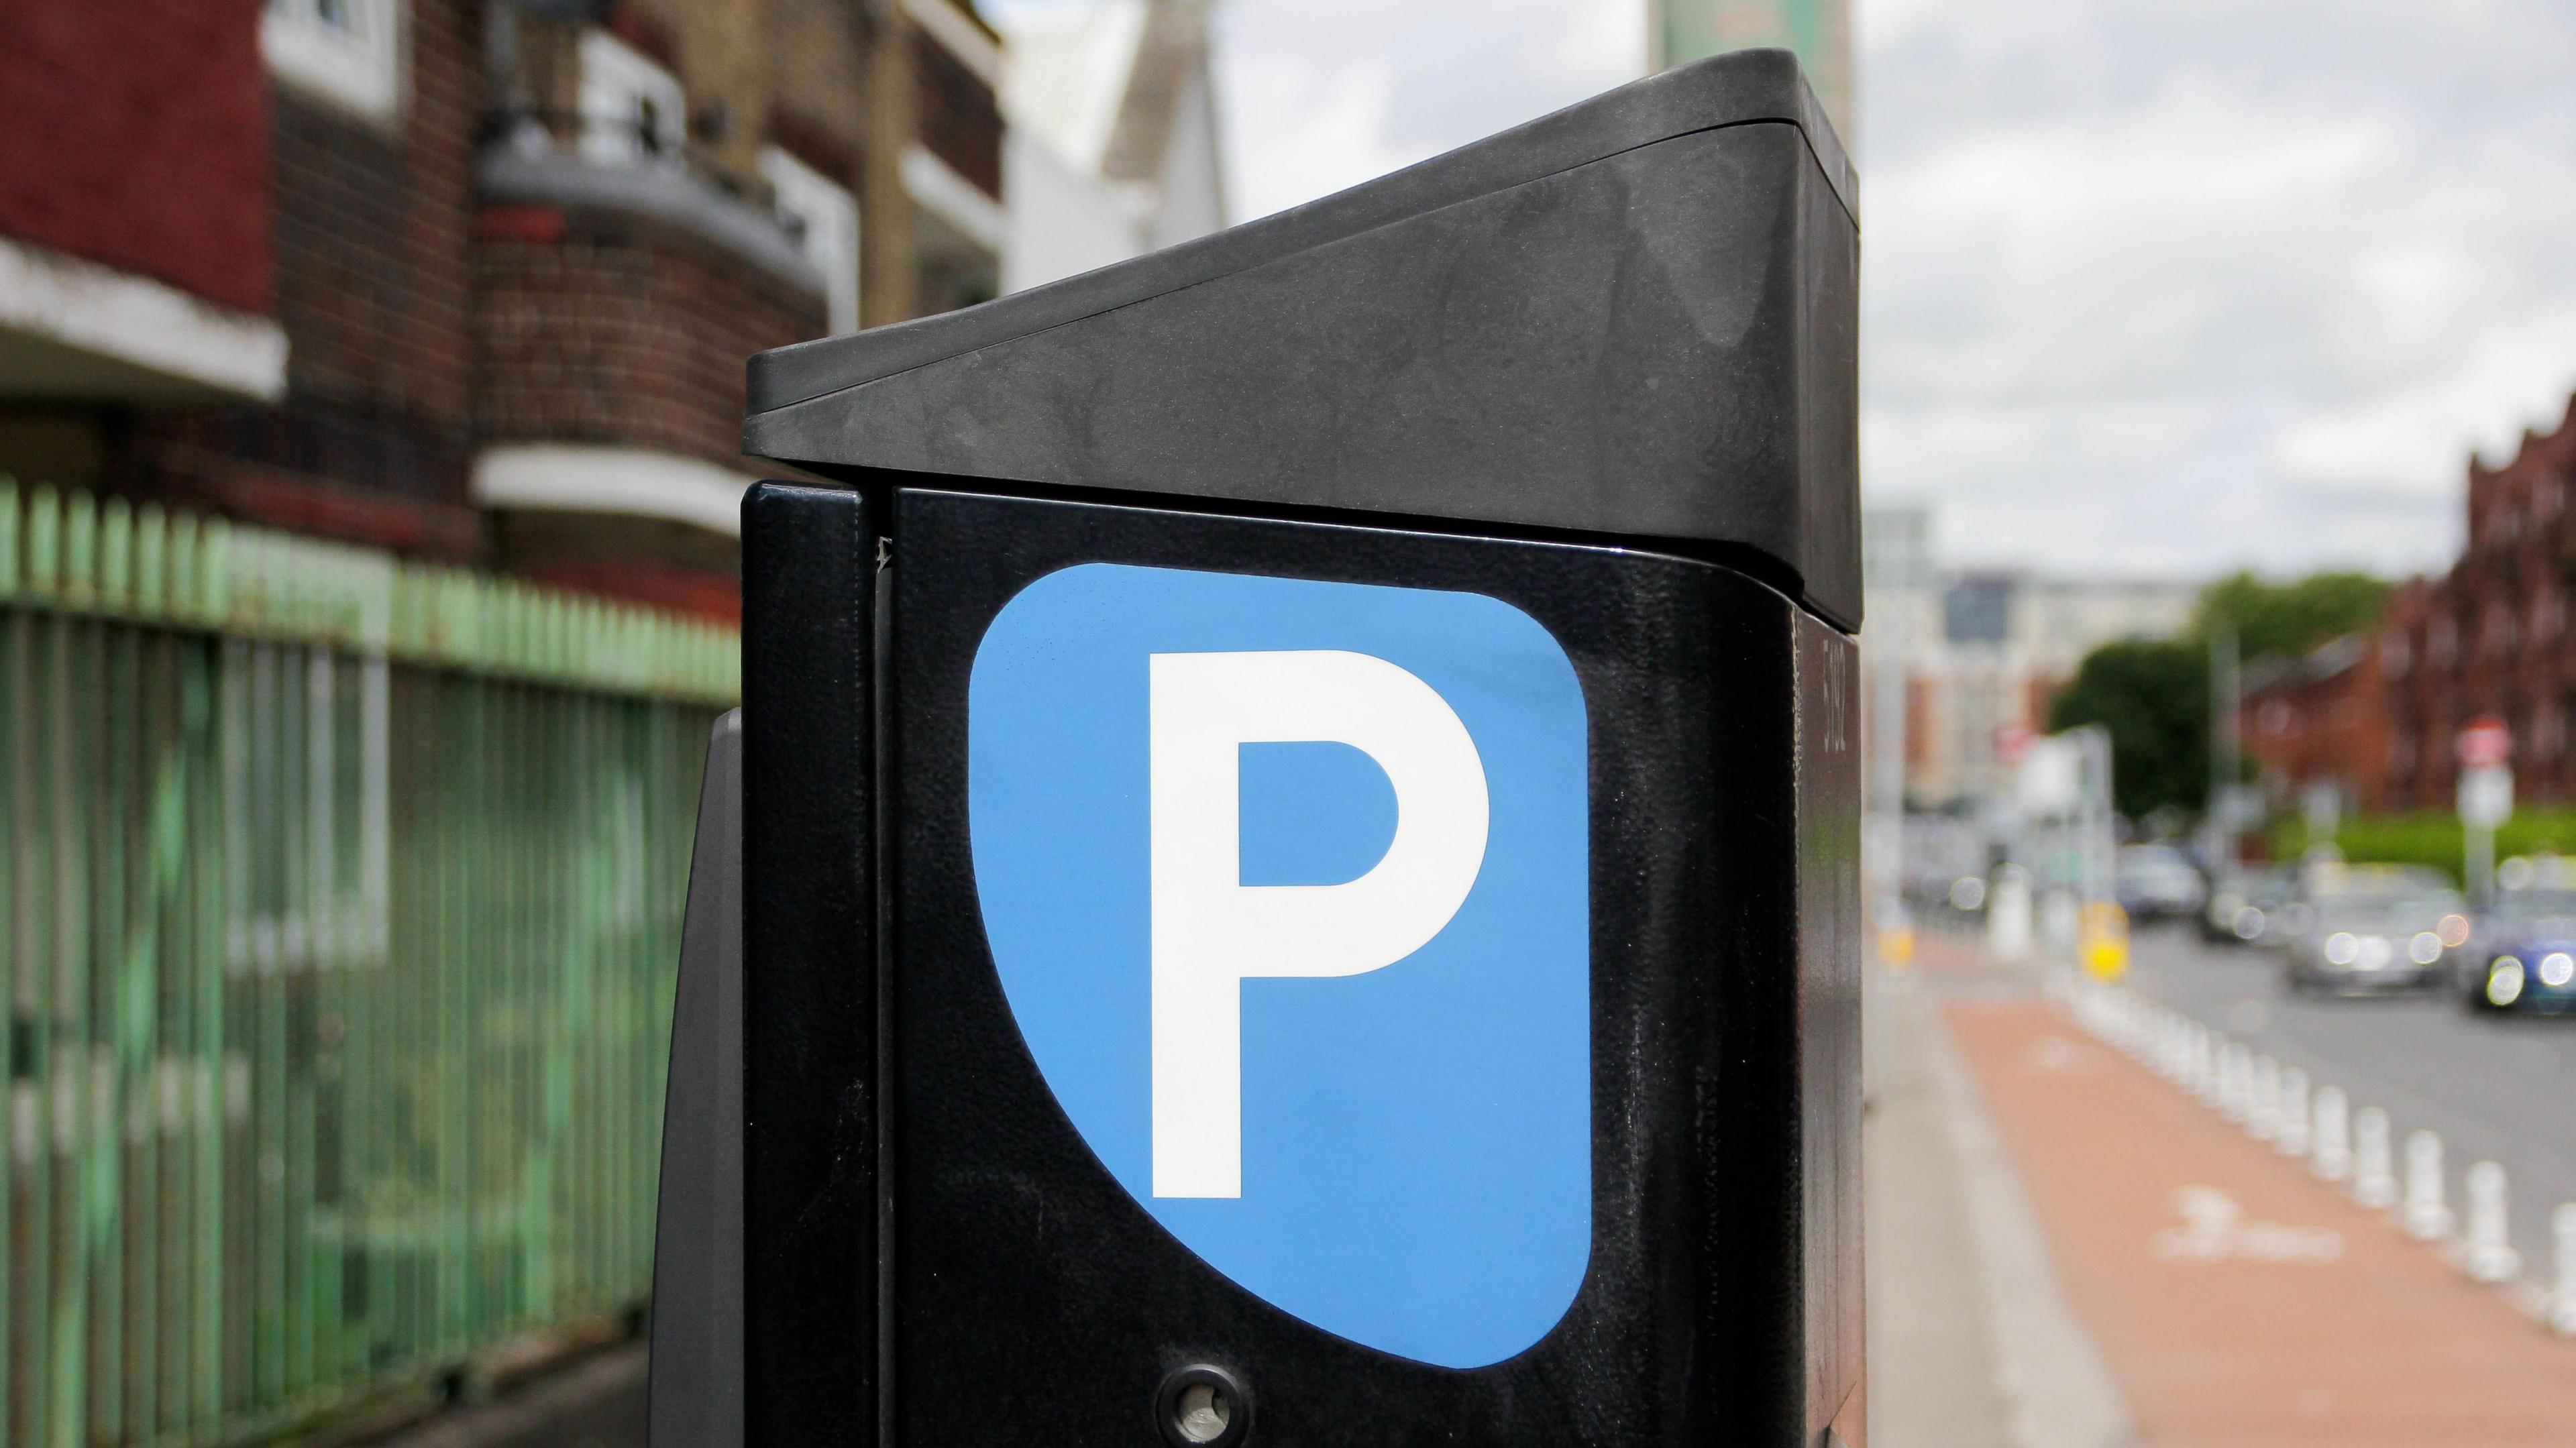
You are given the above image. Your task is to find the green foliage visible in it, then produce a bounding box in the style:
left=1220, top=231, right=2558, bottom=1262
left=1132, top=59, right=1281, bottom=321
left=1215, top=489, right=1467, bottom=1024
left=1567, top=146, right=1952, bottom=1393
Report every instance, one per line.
left=2271, top=809, right=2576, bottom=885
left=2196, top=570, right=2388, bottom=665
left=2047, top=637, right=2208, bottom=818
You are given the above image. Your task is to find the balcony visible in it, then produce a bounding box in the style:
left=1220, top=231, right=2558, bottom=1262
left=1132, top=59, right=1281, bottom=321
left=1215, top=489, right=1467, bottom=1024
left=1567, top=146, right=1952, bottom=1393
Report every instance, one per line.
left=470, top=105, right=830, bottom=614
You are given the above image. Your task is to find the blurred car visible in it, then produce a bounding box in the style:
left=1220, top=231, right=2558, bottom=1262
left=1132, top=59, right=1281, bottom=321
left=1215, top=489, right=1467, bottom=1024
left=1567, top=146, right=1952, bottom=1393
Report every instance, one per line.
left=2464, top=873, right=2576, bottom=1014
left=2200, top=865, right=2298, bottom=946
left=2116, top=844, right=2208, bottom=922
left=2286, top=864, right=2469, bottom=995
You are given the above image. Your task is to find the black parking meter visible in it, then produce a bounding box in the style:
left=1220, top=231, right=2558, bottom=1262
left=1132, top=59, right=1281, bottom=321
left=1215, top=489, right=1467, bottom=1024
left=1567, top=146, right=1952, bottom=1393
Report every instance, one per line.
left=652, top=47, right=1860, bottom=1448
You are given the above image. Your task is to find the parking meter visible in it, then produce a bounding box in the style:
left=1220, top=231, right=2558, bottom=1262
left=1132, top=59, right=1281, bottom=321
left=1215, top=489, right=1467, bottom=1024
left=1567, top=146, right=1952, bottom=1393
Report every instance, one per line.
left=652, top=46, right=1860, bottom=1448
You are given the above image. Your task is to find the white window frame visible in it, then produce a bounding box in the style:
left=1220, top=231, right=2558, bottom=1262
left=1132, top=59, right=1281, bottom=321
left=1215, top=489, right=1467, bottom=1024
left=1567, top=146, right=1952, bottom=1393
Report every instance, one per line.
left=579, top=30, right=688, bottom=169
left=262, top=0, right=405, bottom=124
left=761, top=146, right=863, bottom=335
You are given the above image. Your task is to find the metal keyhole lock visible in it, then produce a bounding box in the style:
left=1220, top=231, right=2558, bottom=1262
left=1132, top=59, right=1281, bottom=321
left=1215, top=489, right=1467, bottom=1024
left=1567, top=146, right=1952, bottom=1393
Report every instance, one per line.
left=1156, top=1363, right=1251, bottom=1447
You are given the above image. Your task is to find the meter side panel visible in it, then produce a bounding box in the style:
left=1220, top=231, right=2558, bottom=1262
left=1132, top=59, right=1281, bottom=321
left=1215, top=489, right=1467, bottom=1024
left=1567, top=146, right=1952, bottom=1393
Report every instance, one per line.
left=885, top=487, right=1839, bottom=1445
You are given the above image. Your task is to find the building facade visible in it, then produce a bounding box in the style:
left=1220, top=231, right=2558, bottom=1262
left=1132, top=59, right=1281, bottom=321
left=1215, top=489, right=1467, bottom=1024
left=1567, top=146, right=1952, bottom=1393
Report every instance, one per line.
left=0, top=0, right=1008, bottom=622
left=1906, top=571, right=2198, bottom=811
left=2372, top=395, right=2576, bottom=812
left=2241, top=633, right=2389, bottom=815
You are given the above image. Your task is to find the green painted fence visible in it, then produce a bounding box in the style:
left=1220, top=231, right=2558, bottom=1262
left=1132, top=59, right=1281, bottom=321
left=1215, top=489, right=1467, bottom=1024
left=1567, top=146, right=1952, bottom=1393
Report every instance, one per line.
left=0, top=482, right=734, bottom=1446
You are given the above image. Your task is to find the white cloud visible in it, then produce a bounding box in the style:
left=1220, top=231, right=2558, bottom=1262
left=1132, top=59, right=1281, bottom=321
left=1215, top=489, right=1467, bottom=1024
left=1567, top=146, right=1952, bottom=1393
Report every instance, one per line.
left=1209, top=0, right=1644, bottom=223
left=1862, top=0, right=2576, bottom=579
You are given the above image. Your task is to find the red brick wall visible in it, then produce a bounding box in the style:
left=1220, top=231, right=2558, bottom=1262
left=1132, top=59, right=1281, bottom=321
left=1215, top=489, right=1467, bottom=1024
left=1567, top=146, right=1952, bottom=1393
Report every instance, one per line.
left=2379, top=396, right=2576, bottom=810
left=270, top=4, right=480, bottom=437
left=474, top=208, right=825, bottom=468
left=0, top=1, right=271, bottom=313
left=121, top=0, right=484, bottom=555
left=914, top=28, right=1002, bottom=199
left=2244, top=642, right=2387, bottom=812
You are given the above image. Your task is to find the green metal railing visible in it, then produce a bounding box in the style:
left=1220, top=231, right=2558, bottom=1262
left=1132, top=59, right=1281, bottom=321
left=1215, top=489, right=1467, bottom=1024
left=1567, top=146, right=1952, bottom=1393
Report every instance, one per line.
left=0, top=482, right=734, bottom=1446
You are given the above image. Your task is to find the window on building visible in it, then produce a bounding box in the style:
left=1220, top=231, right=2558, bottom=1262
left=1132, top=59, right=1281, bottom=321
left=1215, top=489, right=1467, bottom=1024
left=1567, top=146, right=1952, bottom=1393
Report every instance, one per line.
left=262, top=0, right=403, bottom=123
left=1943, top=577, right=2012, bottom=647
left=580, top=31, right=687, bottom=168
left=761, top=147, right=863, bottom=335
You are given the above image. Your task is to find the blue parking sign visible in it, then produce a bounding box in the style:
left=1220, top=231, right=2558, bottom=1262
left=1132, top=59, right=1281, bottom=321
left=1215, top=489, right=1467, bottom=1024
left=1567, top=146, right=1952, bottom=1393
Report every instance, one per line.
left=967, top=562, right=1591, bottom=1369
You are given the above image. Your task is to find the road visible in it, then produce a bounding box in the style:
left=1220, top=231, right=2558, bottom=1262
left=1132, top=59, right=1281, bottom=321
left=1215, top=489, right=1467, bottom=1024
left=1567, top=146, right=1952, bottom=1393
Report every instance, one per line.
left=2124, top=922, right=2576, bottom=1283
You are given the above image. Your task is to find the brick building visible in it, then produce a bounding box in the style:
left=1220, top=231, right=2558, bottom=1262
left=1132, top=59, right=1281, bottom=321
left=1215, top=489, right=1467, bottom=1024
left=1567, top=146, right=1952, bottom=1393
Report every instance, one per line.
left=2239, top=395, right=2576, bottom=816
left=2375, top=396, right=2576, bottom=811
left=2241, top=632, right=2389, bottom=814
left=0, top=0, right=1008, bottom=621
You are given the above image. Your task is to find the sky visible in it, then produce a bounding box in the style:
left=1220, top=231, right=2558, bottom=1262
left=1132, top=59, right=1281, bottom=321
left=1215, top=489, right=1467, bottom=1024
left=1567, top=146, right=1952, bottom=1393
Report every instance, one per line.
left=993, top=0, right=2576, bottom=582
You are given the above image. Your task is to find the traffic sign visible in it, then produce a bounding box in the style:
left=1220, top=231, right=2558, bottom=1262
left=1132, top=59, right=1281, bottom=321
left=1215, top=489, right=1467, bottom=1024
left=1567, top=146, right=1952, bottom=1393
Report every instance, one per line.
left=2459, top=716, right=2512, bottom=769
left=2461, top=764, right=2514, bottom=830
left=967, top=563, right=1591, bottom=1367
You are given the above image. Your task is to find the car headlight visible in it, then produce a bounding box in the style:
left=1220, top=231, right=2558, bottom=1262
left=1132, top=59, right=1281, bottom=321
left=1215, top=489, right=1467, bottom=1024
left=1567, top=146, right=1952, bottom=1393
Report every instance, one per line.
left=2324, top=932, right=2360, bottom=966
left=2438, top=913, right=2473, bottom=948
left=2358, top=936, right=2394, bottom=969
left=2233, top=906, right=2265, bottom=940
left=2409, top=932, right=2443, bottom=965
left=2542, top=952, right=2575, bottom=988
left=2491, top=957, right=2526, bottom=1005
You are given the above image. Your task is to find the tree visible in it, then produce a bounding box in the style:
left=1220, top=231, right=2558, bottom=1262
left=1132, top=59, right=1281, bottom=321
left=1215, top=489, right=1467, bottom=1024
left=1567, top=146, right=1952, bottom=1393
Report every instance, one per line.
left=2195, top=571, right=2387, bottom=665
left=2048, top=638, right=2208, bottom=818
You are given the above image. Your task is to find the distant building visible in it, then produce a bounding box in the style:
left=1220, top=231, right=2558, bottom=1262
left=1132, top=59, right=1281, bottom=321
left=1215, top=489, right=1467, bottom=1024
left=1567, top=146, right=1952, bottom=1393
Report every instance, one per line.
left=1858, top=506, right=2200, bottom=812
left=1647, top=0, right=1852, bottom=140
left=2371, top=394, right=2576, bottom=812
left=997, top=0, right=1226, bottom=292
left=1894, top=575, right=2200, bottom=812
left=0, top=0, right=1009, bottom=619
left=2241, top=634, right=2390, bottom=815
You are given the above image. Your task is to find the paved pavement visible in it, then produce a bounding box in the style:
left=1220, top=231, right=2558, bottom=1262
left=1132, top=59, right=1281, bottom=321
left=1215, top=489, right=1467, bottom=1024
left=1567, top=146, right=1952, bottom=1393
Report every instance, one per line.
left=2123, top=924, right=2576, bottom=1284
left=1866, top=971, right=2025, bottom=1448
left=358, top=1346, right=644, bottom=1448
left=1948, top=977, right=2576, bottom=1445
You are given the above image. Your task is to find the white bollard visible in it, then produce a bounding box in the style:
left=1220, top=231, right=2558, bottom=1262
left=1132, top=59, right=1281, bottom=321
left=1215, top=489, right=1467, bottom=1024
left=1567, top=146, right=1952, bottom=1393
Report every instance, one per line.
left=2550, top=1204, right=2576, bottom=1336
left=2463, top=1161, right=2522, bottom=1283
left=2248, top=1055, right=2280, bottom=1141
left=2352, top=1106, right=2394, bottom=1207
left=2275, top=1068, right=2310, bottom=1158
left=2404, top=1130, right=2455, bottom=1240
left=2311, top=1084, right=2350, bottom=1180
left=2190, top=1027, right=2216, bottom=1102
left=2219, top=1041, right=2253, bottom=1123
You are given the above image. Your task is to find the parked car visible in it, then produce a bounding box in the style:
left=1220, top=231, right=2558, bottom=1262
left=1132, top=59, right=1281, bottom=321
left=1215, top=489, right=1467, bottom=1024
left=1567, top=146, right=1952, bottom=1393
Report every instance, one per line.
left=2200, top=865, right=2298, bottom=946
left=2286, top=865, right=2469, bottom=995
left=2116, top=844, right=2208, bottom=922
left=2463, top=880, right=2576, bottom=1014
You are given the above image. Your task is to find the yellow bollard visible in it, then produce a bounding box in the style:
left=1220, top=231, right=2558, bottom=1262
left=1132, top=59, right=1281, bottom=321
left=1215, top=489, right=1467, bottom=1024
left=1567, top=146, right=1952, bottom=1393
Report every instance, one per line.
left=2080, top=899, right=2130, bottom=981
left=1880, top=921, right=1917, bottom=968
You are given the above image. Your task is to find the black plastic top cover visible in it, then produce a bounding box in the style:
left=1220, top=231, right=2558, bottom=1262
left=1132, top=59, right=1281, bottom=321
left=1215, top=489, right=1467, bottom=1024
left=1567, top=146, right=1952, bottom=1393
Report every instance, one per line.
left=743, top=48, right=1860, bottom=629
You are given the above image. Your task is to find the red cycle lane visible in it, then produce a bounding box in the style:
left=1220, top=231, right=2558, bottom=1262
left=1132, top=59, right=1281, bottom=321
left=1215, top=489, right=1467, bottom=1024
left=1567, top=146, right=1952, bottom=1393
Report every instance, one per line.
left=1945, top=995, right=2576, bottom=1447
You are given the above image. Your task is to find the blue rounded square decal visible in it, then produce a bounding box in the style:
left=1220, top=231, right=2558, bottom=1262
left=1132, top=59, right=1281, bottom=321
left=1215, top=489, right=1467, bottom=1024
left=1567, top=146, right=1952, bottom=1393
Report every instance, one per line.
left=967, top=563, right=1591, bottom=1369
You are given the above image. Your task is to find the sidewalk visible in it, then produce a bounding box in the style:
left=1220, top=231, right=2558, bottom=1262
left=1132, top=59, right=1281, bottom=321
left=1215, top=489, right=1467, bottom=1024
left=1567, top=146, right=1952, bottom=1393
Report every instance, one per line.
left=1947, top=983, right=2576, bottom=1445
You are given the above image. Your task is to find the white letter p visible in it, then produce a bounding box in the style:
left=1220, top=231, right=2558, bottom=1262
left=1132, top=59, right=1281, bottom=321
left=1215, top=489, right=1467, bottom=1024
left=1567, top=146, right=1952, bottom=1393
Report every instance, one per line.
left=1149, top=650, right=1489, bottom=1199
